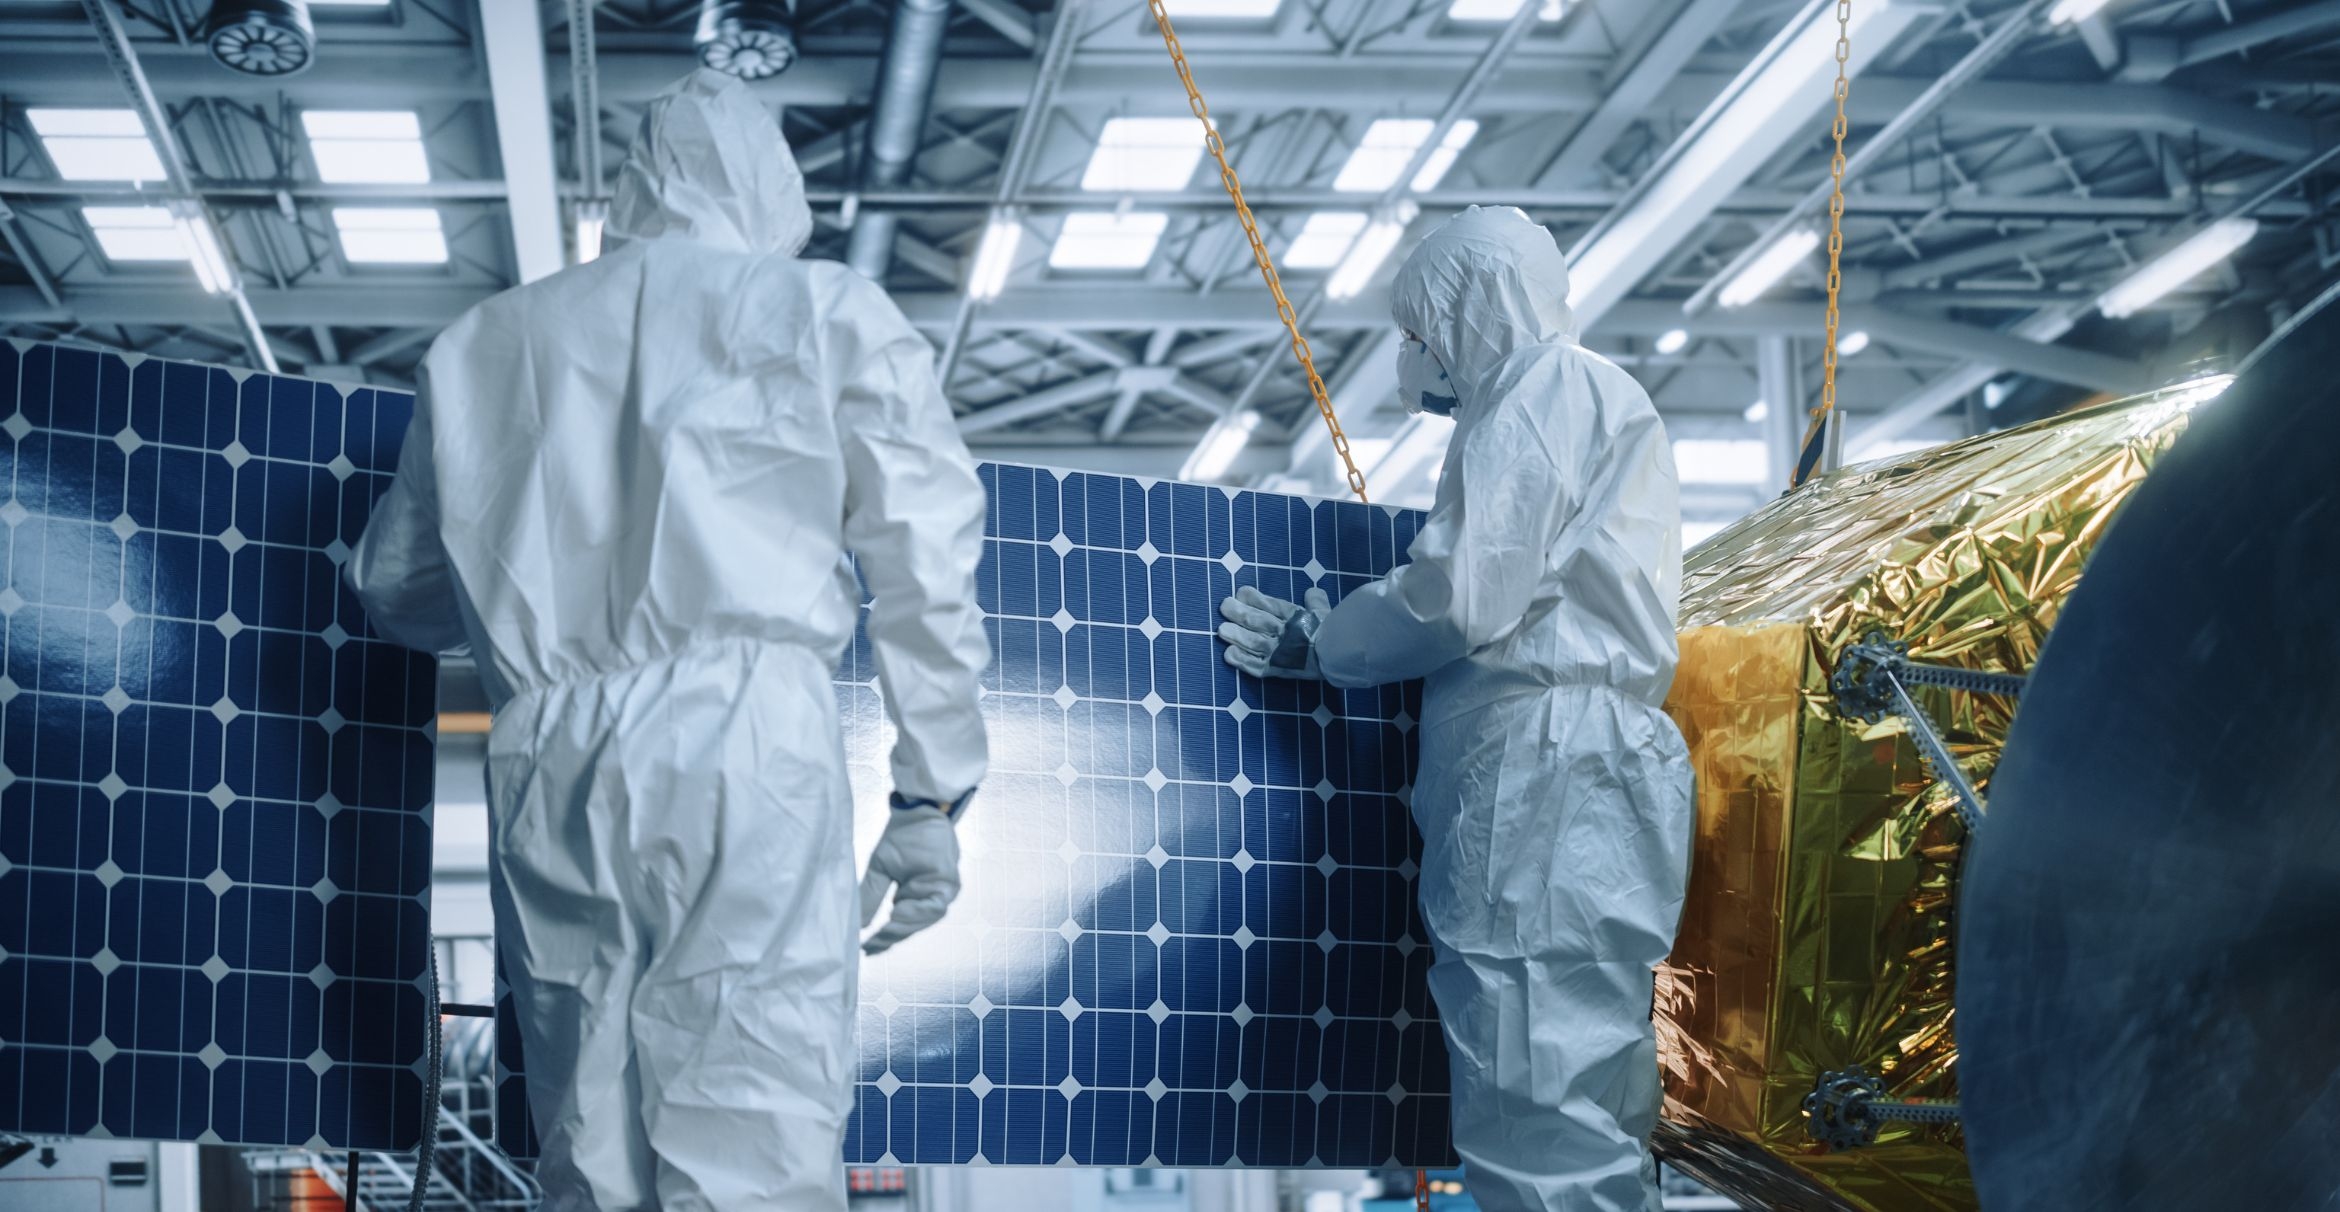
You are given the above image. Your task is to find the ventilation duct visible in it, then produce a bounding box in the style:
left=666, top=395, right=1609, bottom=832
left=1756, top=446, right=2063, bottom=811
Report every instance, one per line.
left=696, top=0, right=799, bottom=79
left=845, top=0, right=953, bottom=280
left=203, top=0, right=315, bottom=76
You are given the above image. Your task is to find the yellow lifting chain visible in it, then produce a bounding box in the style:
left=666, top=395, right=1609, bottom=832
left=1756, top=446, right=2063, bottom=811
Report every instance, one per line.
left=1147, top=0, right=1371, bottom=503
left=1793, top=0, right=1855, bottom=489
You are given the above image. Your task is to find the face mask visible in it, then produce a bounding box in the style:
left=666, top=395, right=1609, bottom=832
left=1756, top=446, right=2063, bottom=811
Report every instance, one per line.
left=1397, top=335, right=1458, bottom=417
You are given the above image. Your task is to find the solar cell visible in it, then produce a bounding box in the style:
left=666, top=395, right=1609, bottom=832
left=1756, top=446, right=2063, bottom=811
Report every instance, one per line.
left=0, top=341, right=436, bottom=1151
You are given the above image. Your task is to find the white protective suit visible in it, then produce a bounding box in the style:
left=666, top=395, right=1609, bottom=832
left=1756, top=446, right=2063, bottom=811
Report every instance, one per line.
left=346, top=69, right=990, bottom=1211
left=1320, top=208, right=1692, bottom=1209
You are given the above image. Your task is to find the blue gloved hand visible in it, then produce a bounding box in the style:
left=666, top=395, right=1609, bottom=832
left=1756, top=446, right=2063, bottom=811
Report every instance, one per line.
left=858, top=792, right=970, bottom=954
left=1218, top=586, right=1331, bottom=680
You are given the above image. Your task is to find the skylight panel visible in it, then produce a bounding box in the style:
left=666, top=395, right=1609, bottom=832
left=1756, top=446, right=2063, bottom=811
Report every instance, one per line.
left=1082, top=118, right=1207, bottom=193
left=1672, top=439, right=1770, bottom=485
left=1161, top=0, right=1283, bottom=17
left=28, top=108, right=165, bottom=182
left=1049, top=212, right=1168, bottom=270
left=81, top=206, right=187, bottom=262
left=1447, top=0, right=1564, bottom=21
left=332, top=207, right=449, bottom=264
left=1332, top=118, right=1480, bottom=193
left=1285, top=212, right=1366, bottom=269
left=302, top=110, right=431, bottom=184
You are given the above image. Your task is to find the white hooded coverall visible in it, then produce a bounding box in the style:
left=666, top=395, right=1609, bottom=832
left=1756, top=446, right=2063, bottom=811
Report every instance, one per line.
left=1315, top=208, right=1693, bottom=1210
left=346, top=70, right=990, bottom=1211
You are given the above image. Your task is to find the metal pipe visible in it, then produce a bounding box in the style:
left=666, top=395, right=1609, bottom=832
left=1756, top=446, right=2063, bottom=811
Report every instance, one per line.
left=1680, top=0, right=2053, bottom=316
left=847, top=0, right=956, bottom=279
left=568, top=0, right=605, bottom=198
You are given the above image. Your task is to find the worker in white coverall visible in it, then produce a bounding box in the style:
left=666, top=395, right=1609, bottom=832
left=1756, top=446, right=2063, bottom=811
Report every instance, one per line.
left=1219, top=206, right=1693, bottom=1211
left=346, top=69, right=989, bottom=1211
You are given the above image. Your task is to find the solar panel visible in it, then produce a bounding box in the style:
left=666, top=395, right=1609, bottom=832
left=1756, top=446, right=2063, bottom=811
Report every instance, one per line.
left=498, top=464, right=1456, bottom=1169
left=0, top=341, right=436, bottom=1152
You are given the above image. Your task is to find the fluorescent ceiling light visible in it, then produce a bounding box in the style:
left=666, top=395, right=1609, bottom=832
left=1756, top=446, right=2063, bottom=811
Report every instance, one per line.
left=332, top=207, right=449, bottom=264
left=2097, top=218, right=2257, bottom=319
left=176, top=214, right=231, bottom=294
left=310, top=0, right=394, bottom=5
left=1326, top=203, right=1416, bottom=299
left=1082, top=118, right=1207, bottom=192
left=1285, top=212, right=1367, bottom=269
left=1717, top=227, right=1820, bottom=308
left=1334, top=119, right=1480, bottom=193
left=1447, top=0, right=1563, bottom=20
left=302, top=109, right=432, bottom=184
left=1654, top=328, right=1689, bottom=355
left=28, top=108, right=165, bottom=182
left=1836, top=329, right=1870, bottom=356
left=575, top=210, right=606, bottom=265
left=1565, top=0, right=1913, bottom=325
left=1672, top=438, right=1770, bottom=485
left=1049, top=212, right=1168, bottom=270
left=967, top=214, right=1023, bottom=300
left=81, top=206, right=188, bottom=262
left=2046, top=0, right=2112, bottom=24
left=1743, top=399, right=1769, bottom=423
left=1161, top=0, right=1282, bottom=17
left=1182, top=410, right=1262, bottom=481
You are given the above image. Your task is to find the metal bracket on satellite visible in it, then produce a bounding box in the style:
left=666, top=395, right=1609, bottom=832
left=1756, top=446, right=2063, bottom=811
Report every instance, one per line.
left=1801, top=1067, right=1964, bottom=1150
left=1830, top=631, right=2028, bottom=832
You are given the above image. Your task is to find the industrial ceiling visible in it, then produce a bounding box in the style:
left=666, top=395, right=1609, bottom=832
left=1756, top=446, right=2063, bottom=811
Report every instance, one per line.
left=1, top=0, right=2333, bottom=526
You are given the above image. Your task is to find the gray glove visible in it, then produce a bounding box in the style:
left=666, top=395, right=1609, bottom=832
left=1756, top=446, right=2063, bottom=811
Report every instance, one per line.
left=1218, top=586, right=1332, bottom=680
left=858, top=796, right=966, bottom=955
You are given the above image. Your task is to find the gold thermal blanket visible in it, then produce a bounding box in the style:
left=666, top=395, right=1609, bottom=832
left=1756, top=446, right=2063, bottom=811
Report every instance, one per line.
left=1651, top=384, right=2213, bottom=1210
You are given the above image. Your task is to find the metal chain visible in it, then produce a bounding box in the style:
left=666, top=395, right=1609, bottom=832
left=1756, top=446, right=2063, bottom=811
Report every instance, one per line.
left=1793, top=0, right=1854, bottom=489
left=1417, top=1168, right=1433, bottom=1211
left=1147, top=0, right=1370, bottom=502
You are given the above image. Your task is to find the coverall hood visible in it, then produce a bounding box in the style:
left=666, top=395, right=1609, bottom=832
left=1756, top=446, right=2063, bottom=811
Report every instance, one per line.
left=1389, top=205, right=1577, bottom=405
left=609, top=68, right=814, bottom=256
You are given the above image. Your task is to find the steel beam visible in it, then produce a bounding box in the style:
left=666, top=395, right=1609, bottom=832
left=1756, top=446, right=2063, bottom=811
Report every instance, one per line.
left=2180, top=0, right=2340, bottom=66
left=1564, top=0, right=1930, bottom=327
left=1854, top=304, right=2085, bottom=451
left=480, top=0, right=567, bottom=283
left=1848, top=77, right=2316, bottom=161
left=0, top=200, right=64, bottom=313
left=1534, top=0, right=1746, bottom=188
left=2, top=32, right=2310, bottom=158
left=956, top=370, right=1122, bottom=434
left=75, top=0, right=275, bottom=372
left=2, top=178, right=2300, bottom=225
left=958, top=0, right=1040, bottom=48
left=1681, top=0, right=2054, bottom=315
left=1879, top=226, right=2122, bottom=288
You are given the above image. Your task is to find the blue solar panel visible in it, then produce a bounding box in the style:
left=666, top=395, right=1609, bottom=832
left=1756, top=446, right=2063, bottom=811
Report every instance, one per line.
left=0, top=342, right=436, bottom=1151
left=497, top=463, right=1455, bottom=1169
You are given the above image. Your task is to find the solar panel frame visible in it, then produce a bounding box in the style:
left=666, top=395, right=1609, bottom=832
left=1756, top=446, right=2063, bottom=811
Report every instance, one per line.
left=0, top=341, right=437, bottom=1151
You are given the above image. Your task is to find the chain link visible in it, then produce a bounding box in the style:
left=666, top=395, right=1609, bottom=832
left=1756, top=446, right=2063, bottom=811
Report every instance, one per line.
left=1793, top=0, right=1855, bottom=489
left=1147, top=0, right=1370, bottom=502
left=1416, top=1168, right=1432, bottom=1211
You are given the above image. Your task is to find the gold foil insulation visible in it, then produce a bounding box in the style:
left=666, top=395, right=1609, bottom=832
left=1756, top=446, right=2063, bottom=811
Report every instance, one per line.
left=1652, top=386, right=2210, bottom=1211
